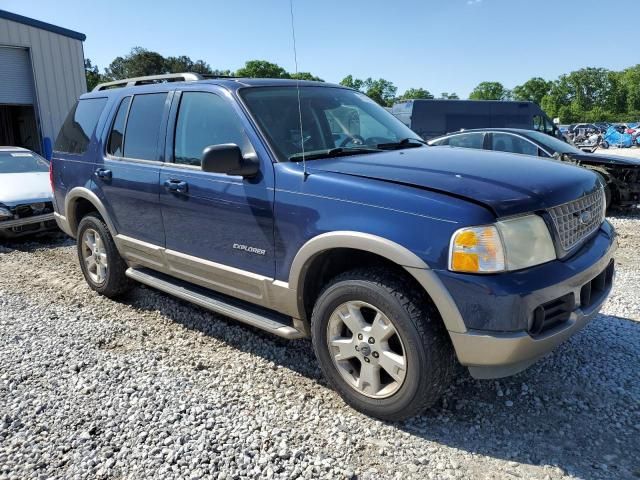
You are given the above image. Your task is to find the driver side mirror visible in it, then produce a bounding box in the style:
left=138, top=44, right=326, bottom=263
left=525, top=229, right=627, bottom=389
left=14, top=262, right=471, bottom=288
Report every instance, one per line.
left=201, top=144, right=259, bottom=178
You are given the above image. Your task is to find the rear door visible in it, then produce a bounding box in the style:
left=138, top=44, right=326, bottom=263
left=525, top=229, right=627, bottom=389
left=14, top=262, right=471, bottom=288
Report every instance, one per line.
left=94, top=91, right=172, bottom=246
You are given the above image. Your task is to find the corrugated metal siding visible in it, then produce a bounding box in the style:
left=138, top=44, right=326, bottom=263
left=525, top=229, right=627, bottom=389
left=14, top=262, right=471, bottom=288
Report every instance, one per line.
left=0, top=47, right=35, bottom=104
left=0, top=17, right=86, bottom=143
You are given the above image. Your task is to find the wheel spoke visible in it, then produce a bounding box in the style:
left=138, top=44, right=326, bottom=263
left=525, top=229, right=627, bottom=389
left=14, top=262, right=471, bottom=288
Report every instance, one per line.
left=378, top=351, right=406, bottom=382
left=85, top=256, right=96, bottom=271
left=339, top=303, right=367, bottom=334
left=97, top=263, right=107, bottom=282
left=330, top=337, right=356, bottom=361
left=95, top=235, right=104, bottom=254
left=370, top=312, right=394, bottom=342
left=358, top=362, right=381, bottom=395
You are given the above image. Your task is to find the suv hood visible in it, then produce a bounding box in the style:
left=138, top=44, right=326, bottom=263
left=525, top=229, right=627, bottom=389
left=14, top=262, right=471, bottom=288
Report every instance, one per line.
left=0, top=172, right=52, bottom=206
left=308, top=147, right=601, bottom=217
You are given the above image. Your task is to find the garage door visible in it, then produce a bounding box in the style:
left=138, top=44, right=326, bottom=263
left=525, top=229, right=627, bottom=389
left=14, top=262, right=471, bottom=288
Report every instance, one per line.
left=0, top=47, right=35, bottom=105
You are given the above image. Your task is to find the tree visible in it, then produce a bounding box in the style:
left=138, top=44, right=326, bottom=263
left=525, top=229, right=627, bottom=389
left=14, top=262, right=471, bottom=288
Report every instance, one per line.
left=235, top=60, right=290, bottom=78
left=363, top=78, right=397, bottom=107
left=84, top=59, right=103, bottom=91
left=439, top=92, right=459, bottom=100
left=340, top=75, right=364, bottom=91
left=290, top=72, right=324, bottom=81
left=469, top=81, right=511, bottom=100
left=164, top=55, right=213, bottom=75
left=339, top=75, right=397, bottom=107
left=398, top=88, right=434, bottom=101
left=104, top=47, right=166, bottom=80
left=620, top=65, right=640, bottom=113
left=512, top=77, right=552, bottom=105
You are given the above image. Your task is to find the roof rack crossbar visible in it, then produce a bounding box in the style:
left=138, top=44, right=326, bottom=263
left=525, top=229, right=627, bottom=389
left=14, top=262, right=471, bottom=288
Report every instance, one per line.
left=92, top=72, right=204, bottom=91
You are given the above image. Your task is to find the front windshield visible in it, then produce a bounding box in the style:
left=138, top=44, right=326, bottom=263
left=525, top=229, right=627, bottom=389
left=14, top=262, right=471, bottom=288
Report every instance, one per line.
left=525, top=130, right=583, bottom=155
left=0, top=151, right=49, bottom=174
left=240, top=86, right=421, bottom=161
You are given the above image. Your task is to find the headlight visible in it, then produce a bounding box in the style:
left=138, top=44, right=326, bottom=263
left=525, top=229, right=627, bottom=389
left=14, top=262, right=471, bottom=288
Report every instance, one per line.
left=449, top=215, right=556, bottom=273
left=0, top=207, right=12, bottom=221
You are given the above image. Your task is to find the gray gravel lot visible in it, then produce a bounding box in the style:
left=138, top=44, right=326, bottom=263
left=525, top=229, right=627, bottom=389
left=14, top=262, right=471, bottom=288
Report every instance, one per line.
left=0, top=214, right=638, bottom=480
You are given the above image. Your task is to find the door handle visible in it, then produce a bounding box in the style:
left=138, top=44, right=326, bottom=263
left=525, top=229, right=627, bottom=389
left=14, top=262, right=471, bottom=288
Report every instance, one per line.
left=164, top=179, right=188, bottom=194
left=94, top=168, right=112, bottom=180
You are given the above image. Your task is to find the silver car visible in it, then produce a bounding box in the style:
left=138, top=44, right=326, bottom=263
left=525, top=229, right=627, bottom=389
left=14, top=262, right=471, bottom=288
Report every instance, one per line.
left=0, top=147, right=57, bottom=239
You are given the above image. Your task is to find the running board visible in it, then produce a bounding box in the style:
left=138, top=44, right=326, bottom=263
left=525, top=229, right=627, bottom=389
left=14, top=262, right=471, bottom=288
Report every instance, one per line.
left=125, top=267, right=304, bottom=339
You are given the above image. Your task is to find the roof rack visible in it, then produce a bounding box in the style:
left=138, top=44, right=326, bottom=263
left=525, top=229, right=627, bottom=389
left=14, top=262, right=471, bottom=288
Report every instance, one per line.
left=92, top=72, right=205, bottom=92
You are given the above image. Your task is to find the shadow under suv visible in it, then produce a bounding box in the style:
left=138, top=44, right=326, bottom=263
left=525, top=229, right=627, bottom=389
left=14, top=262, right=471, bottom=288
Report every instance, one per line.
left=51, top=73, right=617, bottom=420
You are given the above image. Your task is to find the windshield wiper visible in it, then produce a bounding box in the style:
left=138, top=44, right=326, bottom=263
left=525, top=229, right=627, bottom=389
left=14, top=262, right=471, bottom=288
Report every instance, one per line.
left=377, top=137, right=429, bottom=150
left=288, top=147, right=381, bottom=162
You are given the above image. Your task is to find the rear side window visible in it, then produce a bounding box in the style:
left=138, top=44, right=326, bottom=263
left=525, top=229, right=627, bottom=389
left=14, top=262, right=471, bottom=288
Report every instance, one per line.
left=447, top=133, right=484, bottom=149
left=109, top=93, right=167, bottom=161
left=107, top=96, right=131, bottom=157
left=491, top=133, right=538, bottom=156
left=54, top=98, right=108, bottom=154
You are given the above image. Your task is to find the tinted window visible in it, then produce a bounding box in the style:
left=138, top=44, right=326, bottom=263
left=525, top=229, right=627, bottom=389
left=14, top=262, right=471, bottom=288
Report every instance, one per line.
left=107, top=96, right=131, bottom=157
left=447, top=133, right=484, bottom=149
left=491, top=133, right=538, bottom=156
left=174, top=92, right=252, bottom=166
left=0, top=151, right=48, bottom=173
left=123, top=93, right=167, bottom=161
left=54, top=98, right=108, bottom=154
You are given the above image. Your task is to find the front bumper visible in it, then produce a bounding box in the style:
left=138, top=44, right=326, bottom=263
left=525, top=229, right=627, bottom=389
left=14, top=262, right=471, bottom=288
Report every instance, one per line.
left=438, top=221, right=617, bottom=379
left=0, top=213, right=57, bottom=238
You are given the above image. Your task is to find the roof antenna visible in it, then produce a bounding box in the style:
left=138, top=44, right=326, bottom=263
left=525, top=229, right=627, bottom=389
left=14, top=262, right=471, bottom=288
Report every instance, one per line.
left=289, top=0, right=308, bottom=179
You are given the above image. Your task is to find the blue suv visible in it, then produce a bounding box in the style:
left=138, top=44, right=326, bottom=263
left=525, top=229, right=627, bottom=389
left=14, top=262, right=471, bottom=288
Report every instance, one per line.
left=51, top=73, right=616, bottom=420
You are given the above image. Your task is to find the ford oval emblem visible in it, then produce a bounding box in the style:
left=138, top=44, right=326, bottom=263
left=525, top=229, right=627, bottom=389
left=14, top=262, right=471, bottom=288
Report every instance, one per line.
left=579, top=211, right=591, bottom=225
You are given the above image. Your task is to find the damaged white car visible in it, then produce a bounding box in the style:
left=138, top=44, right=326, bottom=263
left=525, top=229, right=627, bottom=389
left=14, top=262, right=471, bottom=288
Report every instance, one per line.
left=0, top=147, right=57, bottom=239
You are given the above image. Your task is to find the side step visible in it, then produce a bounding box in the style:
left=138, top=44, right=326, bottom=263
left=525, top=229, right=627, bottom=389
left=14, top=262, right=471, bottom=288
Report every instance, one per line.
left=125, top=267, right=305, bottom=339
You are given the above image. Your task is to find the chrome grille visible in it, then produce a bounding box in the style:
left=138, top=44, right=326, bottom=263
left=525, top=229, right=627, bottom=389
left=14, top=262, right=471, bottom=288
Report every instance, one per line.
left=548, top=188, right=605, bottom=252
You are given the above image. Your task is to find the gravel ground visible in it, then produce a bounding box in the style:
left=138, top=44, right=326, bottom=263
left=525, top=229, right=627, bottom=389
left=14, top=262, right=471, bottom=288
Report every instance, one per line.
left=593, top=146, right=640, bottom=160
left=0, top=215, right=639, bottom=480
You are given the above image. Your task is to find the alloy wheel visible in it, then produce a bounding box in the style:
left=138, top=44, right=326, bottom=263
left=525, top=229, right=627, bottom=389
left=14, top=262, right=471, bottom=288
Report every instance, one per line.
left=326, top=301, right=407, bottom=398
left=81, top=228, right=108, bottom=284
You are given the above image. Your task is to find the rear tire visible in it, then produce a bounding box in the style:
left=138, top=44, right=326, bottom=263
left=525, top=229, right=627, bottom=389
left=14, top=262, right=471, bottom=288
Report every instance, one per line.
left=311, top=268, right=455, bottom=421
left=77, top=213, right=131, bottom=298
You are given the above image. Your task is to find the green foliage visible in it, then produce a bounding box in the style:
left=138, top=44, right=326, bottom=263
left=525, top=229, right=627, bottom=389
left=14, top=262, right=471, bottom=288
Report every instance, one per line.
left=512, top=77, right=552, bottom=105
left=104, top=47, right=167, bottom=80
left=235, top=60, right=289, bottom=79
left=290, top=72, right=324, bottom=81
left=469, top=81, right=511, bottom=100
left=439, top=92, right=459, bottom=100
left=536, top=65, right=640, bottom=123
left=398, top=88, right=434, bottom=101
left=340, top=75, right=364, bottom=91
left=340, top=76, right=397, bottom=107
left=84, top=59, right=103, bottom=91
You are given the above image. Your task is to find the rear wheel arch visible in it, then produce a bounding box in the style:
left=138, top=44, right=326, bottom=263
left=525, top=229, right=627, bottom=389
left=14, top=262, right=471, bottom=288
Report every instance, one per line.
left=65, top=188, right=117, bottom=237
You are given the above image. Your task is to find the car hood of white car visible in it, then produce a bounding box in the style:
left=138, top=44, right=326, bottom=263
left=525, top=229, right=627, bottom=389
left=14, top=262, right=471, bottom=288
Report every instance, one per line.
left=0, top=172, right=53, bottom=206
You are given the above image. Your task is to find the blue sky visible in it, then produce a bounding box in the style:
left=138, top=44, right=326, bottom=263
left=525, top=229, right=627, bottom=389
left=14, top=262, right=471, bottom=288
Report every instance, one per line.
left=3, top=0, right=631, bottom=97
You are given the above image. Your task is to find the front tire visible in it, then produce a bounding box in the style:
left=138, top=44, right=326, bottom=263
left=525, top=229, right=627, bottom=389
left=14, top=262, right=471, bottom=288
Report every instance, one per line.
left=77, top=213, right=131, bottom=298
left=311, top=268, right=455, bottom=421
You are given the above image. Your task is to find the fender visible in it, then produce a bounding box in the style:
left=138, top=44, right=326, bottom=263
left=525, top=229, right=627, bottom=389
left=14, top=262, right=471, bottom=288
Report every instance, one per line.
left=60, top=187, right=117, bottom=237
left=289, top=231, right=467, bottom=333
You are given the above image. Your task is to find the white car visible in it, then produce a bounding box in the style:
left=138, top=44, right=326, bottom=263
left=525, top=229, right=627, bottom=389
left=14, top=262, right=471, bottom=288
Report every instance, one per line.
left=0, top=147, right=57, bottom=239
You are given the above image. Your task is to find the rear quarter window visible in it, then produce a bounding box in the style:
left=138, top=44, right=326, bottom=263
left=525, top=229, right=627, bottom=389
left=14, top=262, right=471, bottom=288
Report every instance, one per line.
left=54, top=98, right=108, bottom=155
left=120, top=93, right=167, bottom=161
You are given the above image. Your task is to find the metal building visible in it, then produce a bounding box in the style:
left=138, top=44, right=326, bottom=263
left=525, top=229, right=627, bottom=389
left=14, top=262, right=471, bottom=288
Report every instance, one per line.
left=0, top=9, right=86, bottom=155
